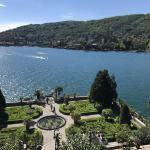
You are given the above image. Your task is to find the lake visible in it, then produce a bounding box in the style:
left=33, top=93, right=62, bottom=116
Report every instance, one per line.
left=0, top=46, right=150, bottom=117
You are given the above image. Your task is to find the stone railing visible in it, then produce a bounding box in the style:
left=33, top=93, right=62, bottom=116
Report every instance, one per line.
left=132, top=117, right=146, bottom=128
left=6, top=99, right=45, bottom=107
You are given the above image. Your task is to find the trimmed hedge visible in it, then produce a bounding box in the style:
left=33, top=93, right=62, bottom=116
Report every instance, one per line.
left=59, top=105, right=70, bottom=115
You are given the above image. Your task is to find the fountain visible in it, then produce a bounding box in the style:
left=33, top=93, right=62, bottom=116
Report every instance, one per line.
left=37, top=115, right=66, bottom=130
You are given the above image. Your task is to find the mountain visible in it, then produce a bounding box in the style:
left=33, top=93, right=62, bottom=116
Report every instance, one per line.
left=0, top=14, right=150, bottom=51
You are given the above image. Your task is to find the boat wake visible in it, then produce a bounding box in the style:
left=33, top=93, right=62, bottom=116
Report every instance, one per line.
left=27, top=55, right=48, bottom=60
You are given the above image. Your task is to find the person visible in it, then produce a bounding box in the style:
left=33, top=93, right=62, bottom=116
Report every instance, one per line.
left=50, top=103, right=53, bottom=111
left=53, top=107, right=57, bottom=116
left=53, top=106, right=56, bottom=113
left=46, top=97, right=49, bottom=104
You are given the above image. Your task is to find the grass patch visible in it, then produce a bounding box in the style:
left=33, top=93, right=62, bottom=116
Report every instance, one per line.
left=59, top=100, right=97, bottom=115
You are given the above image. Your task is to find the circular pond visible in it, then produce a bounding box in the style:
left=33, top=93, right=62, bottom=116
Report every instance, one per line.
left=37, top=115, right=66, bottom=130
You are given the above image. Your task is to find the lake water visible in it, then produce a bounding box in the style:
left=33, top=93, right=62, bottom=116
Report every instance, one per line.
left=0, top=46, right=150, bottom=117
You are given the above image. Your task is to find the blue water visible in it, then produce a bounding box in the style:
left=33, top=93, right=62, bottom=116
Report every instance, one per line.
left=0, top=46, right=150, bottom=117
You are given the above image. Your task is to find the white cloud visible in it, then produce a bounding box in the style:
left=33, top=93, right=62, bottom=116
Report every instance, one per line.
left=60, top=13, right=74, bottom=20
left=0, top=23, right=29, bottom=32
left=0, top=4, right=6, bottom=7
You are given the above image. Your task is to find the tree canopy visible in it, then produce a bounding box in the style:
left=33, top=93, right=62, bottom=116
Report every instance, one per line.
left=34, top=90, right=43, bottom=100
left=89, top=69, right=117, bottom=107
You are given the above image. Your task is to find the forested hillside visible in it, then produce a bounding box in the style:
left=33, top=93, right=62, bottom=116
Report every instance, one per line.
left=0, top=14, right=150, bottom=51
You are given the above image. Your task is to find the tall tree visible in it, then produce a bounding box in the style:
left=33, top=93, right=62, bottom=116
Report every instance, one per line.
left=54, top=86, right=63, bottom=100
left=120, top=104, right=132, bottom=126
left=34, top=90, right=43, bottom=100
left=0, top=89, right=6, bottom=111
left=89, top=69, right=117, bottom=107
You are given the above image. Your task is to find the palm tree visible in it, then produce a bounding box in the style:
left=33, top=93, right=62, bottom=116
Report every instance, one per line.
left=54, top=86, right=63, bottom=100
left=34, top=90, right=43, bottom=100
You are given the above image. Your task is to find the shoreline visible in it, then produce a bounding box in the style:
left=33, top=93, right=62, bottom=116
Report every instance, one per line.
left=0, top=45, right=149, bottom=53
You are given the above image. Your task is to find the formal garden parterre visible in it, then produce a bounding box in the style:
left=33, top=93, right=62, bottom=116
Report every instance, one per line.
left=59, top=100, right=98, bottom=115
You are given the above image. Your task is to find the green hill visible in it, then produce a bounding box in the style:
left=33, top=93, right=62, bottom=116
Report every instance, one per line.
left=0, top=14, right=150, bottom=51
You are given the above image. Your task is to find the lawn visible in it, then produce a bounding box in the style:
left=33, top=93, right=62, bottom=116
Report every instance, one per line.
left=0, top=106, right=43, bottom=124
left=66, top=117, right=137, bottom=142
left=59, top=100, right=97, bottom=115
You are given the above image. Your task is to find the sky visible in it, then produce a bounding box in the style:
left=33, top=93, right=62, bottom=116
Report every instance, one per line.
left=0, top=0, right=150, bottom=32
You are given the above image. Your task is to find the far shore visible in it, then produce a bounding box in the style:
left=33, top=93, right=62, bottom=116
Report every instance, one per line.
left=0, top=45, right=149, bottom=53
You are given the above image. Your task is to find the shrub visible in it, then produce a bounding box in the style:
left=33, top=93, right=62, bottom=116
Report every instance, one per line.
left=137, top=126, right=150, bottom=145
left=67, top=105, right=76, bottom=113
left=102, top=109, right=113, bottom=120
left=116, top=126, right=133, bottom=144
left=71, top=112, right=81, bottom=125
left=95, top=103, right=104, bottom=113
left=64, top=97, right=69, bottom=105
left=120, top=104, right=132, bottom=126
left=24, top=116, right=32, bottom=132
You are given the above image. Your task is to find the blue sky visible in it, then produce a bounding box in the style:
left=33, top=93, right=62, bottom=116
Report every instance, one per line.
left=0, top=0, right=150, bottom=31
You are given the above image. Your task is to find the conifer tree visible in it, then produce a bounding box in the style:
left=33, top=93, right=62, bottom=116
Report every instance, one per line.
left=89, top=69, right=117, bottom=107
left=120, top=104, right=132, bottom=126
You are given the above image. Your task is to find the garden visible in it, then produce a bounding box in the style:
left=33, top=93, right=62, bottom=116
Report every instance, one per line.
left=59, top=100, right=97, bottom=115
left=66, top=117, right=137, bottom=142
left=0, top=126, right=43, bottom=150
left=0, top=106, right=43, bottom=124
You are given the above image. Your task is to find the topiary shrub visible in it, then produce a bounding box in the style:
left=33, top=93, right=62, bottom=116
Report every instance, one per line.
left=102, top=109, right=113, bottom=120
left=95, top=103, right=104, bottom=114
left=120, top=104, right=132, bottom=126
left=24, top=116, right=32, bottom=132
left=71, top=112, right=81, bottom=125
left=67, top=105, right=76, bottom=113
left=64, top=98, right=69, bottom=105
